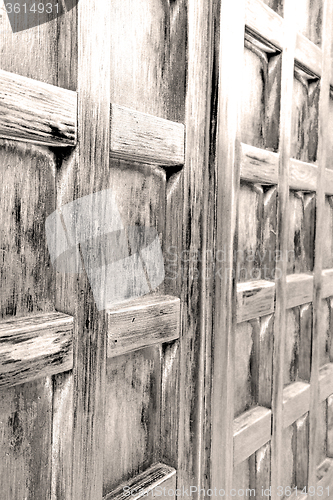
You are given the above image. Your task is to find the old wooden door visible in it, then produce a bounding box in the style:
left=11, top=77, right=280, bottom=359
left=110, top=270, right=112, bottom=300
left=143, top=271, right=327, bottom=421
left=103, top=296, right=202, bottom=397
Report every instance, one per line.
left=210, top=0, right=333, bottom=499
left=0, top=0, right=212, bottom=499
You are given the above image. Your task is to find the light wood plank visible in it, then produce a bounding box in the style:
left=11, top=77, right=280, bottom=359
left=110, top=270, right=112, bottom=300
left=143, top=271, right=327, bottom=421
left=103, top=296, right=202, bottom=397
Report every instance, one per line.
left=212, top=0, right=245, bottom=492
left=295, top=32, right=322, bottom=78
left=308, top=0, right=333, bottom=488
left=289, top=159, right=317, bottom=191
left=233, top=406, right=272, bottom=465
left=282, top=381, right=310, bottom=428
left=319, top=363, right=333, bottom=402
left=322, top=269, right=333, bottom=298
left=245, top=0, right=284, bottom=50
left=0, top=312, right=73, bottom=388
left=317, top=458, right=333, bottom=488
left=325, top=168, right=333, bottom=195
left=107, top=295, right=180, bottom=357
left=271, top=0, right=296, bottom=495
left=110, top=104, right=184, bottom=166
left=240, top=142, right=279, bottom=184
left=104, top=463, right=176, bottom=500
left=286, top=274, right=314, bottom=309
left=0, top=69, right=77, bottom=146
left=236, top=280, right=275, bottom=323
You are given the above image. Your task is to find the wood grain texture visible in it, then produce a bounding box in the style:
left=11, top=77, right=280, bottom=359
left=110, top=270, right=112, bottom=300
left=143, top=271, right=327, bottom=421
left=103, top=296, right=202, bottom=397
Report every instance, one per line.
left=103, top=348, right=161, bottom=495
left=327, top=395, right=333, bottom=458
left=299, top=304, right=312, bottom=382
left=308, top=0, right=333, bottom=487
left=295, top=413, right=309, bottom=488
left=0, top=312, right=73, bottom=388
left=234, top=321, right=254, bottom=417
left=104, top=463, right=176, bottom=500
left=295, top=33, right=322, bottom=77
left=245, top=0, right=284, bottom=50
left=283, top=381, right=310, bottom=428
left=0, top=69, right=77, bottom=146
left=280, top=425, right=296, bottom=494
left=325, top=171, right=333, bottom=195
left=250, top=442, right=271, bottom=500
left=294, top=0, right=323, bottom=47
left=317, top=401, right=327, bottom=466
left=322, top=269, right=333, bottom=297
left=0, top=377, right=53, bottom=500
left=319, top=363, right=333, bottom=401
left=286, top=273, right=314, bottom=309
left=237, top=280, right=275, bottom=323
left=110, top=104, right=184, bottom=166
left=240, top=143, right=318, bottom=191
left=107, top=295, right=180, bottom=358
left=240, top=143, right=279, bottom=185
left=291, top=70, right=320, bottom=163
left=233, top=406, right=272, bottom=465
left=284, top=308, right=300, bottom=386
left=289, top=159, right=317, bottom=191
left=322, top=197, right=333, bottom=268
left=0, top=142, right=56, bottom=319
left=287, top=192, right=315, bottom=274
left=161, top=340, right=179, bottom=467
left=319, top=299, right=331, bottom=367
left=51, top=371, right=73, bottom=500
left=255, top=315, right=274, bottom=408
left=211, top=0, right=245, bottom=492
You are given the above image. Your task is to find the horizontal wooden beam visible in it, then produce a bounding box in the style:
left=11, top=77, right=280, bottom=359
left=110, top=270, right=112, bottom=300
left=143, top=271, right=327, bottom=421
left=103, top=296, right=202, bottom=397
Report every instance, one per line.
left=0, top=312, right=73, bottom=388
left=286, top=273, right=314, bottom=308
left=240, top=143, right=279, bottom=185
left=110, top=104, right=185, bottom=166
left=319, top=363, right=333, bottom=402
left=245, top=0, right=283, bottom=50
left=107, top=295, right=180, bottom=357
left=282, top=381, right=310, bottom=428
left=322, top=269, right=333, bottom=298
left=289, top=158, right=317, bottom=192
left=233, top=406, right=272, bottom=465
left=103, top=463, right=176, bottom=500
left=237, top=280, right=275, bottom=323
left=0, top=69, right=77, bottom=146
left=295, top=32, right=322, bottom=78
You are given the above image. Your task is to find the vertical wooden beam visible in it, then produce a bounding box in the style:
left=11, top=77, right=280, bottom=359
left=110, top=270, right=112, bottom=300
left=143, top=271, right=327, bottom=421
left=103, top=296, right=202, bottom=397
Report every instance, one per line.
left=271, top=0, right=296, bottom=498
left=69, top=0, right=111, bottom=498
left=308, top=0, right=333, bottom=488
left=178, top=0, right=213, bottom=495
left=211, top=0, right=245, bottom=493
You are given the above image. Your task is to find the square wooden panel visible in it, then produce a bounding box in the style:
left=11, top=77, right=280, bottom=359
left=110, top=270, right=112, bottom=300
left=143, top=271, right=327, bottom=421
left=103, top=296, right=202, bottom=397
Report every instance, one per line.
left=291, top=66, right=320, bottom=163
left=241, top=32, right=281, bottom=152
left=294, top=0, right=323, bottom=47
left=233, top=443, right=271, bottom=497
left=287, top=191, right=315, bottom=274
left=234, top=315, right=274, bottom=418
left=284, top=305, right=312, bottom=386
left=238, top=183, right=277, bottom=283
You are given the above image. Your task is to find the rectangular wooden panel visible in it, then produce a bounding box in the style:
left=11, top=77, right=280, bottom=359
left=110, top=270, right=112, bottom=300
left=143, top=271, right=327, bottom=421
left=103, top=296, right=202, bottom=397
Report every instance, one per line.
left=283, top=381, right=310, bottom=428
left=0, top=377, right=53, bottom=500
left=233, top=406, right=272, bottom=465
left=104, top=463, right=176, bottom=500
left=0, top=69, right=77, bottom=146
left=322, top=269, right=333, bottom=297
left=110, top=104, right=185, bottom=166
left=295, top=33, right=322, bottom=77
left=319, top=363, right=333, bottom=401
left=107, top=295, right=180, bottom=357
left=0, top=312, right=73, bottom=388
left=240, top=143, right=279, bottom=185
left=289, top=159, right=317, bottom=191
left=234, top=321, right=254, bottom=417
left=325, top=169, right=333, bottom=195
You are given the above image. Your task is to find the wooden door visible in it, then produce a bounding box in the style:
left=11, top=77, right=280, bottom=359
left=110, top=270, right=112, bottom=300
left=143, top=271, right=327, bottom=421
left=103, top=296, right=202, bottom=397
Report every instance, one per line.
left=0, top=1, right=212, bottom=500
left=210, top=0, right=333, bottom=498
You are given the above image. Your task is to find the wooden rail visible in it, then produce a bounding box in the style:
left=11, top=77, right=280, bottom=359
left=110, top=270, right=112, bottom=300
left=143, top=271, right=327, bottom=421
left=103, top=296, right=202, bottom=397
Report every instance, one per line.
left=0, top=312, right=73, bottom=388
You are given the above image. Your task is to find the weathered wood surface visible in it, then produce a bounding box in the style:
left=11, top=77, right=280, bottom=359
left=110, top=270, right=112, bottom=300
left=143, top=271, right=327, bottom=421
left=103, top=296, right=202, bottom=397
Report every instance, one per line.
left=237, top=280, right=275, bottom=323
left=234, top=321, right=254, bottom=417
left=319, top=363, right=333, bottom=401
left=283, top=381, right=310, bottom=428
left=295, top=33, right=322, bottom=77
left=286, top=273, right=314, bottom=308
left=211, top=0, right=245, bottom=494
left=110, top=104, right=185, bottom=166
left=295, top=413, right=309, bottom=488
left=0, top=69, right=77, bottom=146
left=245, top=0, right=284, bottom=50
left=107, top=295, right=180, bottom=357
left=233, top=406, right=272, bottom=465
left=0, top=377, right=53, bottom=500
left=103, top=348, right=161, bottom=494
left=104, top=463, right=176, bottom=500
left=0, top=312, right=73, bottom=388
